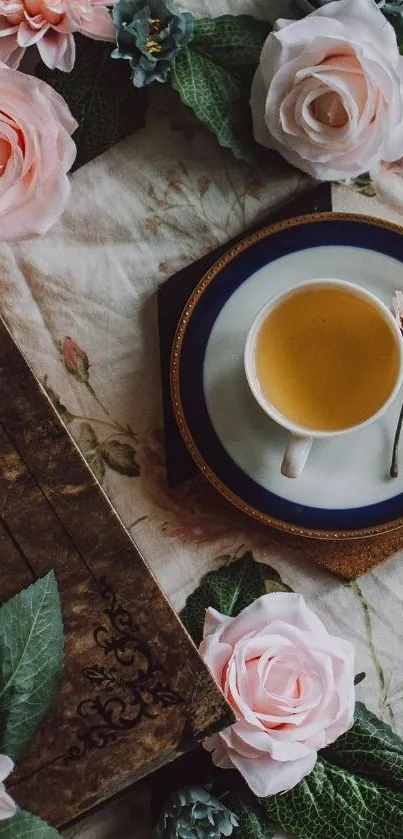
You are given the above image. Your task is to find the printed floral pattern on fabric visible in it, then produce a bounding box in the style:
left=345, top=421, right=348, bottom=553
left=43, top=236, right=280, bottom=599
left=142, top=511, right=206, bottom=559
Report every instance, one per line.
left=43, top=338, right=140, bottom=484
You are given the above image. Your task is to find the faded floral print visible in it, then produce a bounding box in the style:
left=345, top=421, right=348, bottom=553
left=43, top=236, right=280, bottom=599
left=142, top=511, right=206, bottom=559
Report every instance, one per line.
left=347, top=164, right=403, bottom=214
left=44, top=338, right=140, bottom=484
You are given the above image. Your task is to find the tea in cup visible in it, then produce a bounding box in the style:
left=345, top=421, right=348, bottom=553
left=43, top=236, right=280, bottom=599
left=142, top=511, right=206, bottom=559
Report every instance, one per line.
left=244, top=279, right=403, bottom=478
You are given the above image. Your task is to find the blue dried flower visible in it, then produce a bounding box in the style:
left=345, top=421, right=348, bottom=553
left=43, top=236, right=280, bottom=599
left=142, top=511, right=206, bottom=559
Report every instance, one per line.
left=112, top=0, right=195, bottom=87
left=154, top=786, right=238, bottom=839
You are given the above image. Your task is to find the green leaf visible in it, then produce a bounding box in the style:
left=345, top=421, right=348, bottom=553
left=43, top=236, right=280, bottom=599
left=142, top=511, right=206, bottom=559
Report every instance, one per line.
left=0, top=808, right=62, bottom=838
left=180, top=552, right=291, bottom=645
left=36, top=34, right=149, bottom=171
left=172, top=16, right=271, bottom=163
left=230, top=795, right=275, bottom=839
left=322, top=702, right=403, bottom=793
left=262, top=757, right=403, bottom=839
left=100, top=439, right=140, bottom=477
left=193, top=16, right=271, bottom=73
left=0, top=572, right=63, bottom=761
left=75, top=422, right=105, bottom=484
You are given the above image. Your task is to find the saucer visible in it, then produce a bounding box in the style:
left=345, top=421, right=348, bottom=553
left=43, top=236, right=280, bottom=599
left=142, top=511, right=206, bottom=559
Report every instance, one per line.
left=170, top=213, right=403, bottom=539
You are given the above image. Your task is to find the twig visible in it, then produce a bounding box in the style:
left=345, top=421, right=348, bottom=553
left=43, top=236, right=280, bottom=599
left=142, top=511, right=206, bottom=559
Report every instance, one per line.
left=390, top=401, right=403, bottom=477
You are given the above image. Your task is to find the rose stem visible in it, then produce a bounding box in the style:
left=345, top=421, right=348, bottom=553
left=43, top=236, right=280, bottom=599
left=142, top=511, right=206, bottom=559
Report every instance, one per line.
left=390, top=402, right=403, bottom=478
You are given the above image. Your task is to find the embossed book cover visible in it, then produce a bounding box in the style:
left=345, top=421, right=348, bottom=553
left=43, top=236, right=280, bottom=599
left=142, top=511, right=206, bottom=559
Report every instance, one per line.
left=0, top=318, right=233, bottom=828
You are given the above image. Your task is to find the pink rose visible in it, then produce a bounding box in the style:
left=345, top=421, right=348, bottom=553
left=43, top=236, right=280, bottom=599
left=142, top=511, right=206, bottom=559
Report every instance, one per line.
left=0, top=0, right=116, bottom=72
left=0, top=65, right=77, bottom=241
left=0, top=755, right=16, bottom=821
left=251, top=0, right=403, bottom=181
left=200, top=593, right=355, bottom=797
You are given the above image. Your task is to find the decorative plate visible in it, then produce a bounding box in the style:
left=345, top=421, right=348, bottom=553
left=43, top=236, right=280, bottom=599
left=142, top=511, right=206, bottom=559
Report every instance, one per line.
left=170, top=213, right=403, bottom=539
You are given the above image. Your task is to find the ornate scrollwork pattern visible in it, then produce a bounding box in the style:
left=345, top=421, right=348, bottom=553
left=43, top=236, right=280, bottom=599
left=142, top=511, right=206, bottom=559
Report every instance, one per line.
left=64, top=577, right=183, bottom=764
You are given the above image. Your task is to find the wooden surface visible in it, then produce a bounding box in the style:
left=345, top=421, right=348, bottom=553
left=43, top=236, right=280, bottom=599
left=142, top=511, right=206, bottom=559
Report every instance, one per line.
left=0, top=318, right=233, bottom=828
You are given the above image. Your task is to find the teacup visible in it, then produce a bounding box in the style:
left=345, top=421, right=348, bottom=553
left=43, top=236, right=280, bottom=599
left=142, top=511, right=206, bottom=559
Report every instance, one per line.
left=244, top=279, right=403, bottom=478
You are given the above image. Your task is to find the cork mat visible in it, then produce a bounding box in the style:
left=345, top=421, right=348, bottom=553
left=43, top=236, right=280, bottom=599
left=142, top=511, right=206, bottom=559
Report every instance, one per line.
left=158, top=184, right=403, bottom=579
left=268, top=527, right=403, bottom=579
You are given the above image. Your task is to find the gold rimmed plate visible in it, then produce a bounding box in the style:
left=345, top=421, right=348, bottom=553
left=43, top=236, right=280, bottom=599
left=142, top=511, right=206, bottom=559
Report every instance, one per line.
left=170, top=213, right=403, bottom=539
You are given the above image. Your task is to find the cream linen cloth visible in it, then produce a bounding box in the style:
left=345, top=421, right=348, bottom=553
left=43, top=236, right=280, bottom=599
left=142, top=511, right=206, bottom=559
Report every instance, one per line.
left=0, top=2, right=403, bottom=836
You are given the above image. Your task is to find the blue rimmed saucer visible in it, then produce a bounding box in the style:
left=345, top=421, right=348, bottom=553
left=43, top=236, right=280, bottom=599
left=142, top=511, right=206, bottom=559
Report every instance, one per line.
left=170, top=213, right=403, bottom=539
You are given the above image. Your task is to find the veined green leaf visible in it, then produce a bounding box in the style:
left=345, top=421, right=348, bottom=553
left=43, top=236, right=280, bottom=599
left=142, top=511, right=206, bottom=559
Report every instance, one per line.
left=262, top=757, right=403, bottom=839
left=0, top=571, right=63, bottom=760
left=36, top=34, right=149, bottom=171
left=180, top=552, right=291, bottom=645
left=322, top=702, right=403, bottom=792
left=192, top=16, right=271, bottom=73
left=0, top=808, right=61, bottom=838
left=172, top=16, right=271, bottom=163
left=230, top=795, right=275, bottom=839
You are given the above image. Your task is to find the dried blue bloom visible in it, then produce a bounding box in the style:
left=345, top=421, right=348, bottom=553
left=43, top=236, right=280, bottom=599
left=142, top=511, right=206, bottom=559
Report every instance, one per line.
left=154, top=786, right=238, bottom=839
left=112, top=0, right=195, bottom=87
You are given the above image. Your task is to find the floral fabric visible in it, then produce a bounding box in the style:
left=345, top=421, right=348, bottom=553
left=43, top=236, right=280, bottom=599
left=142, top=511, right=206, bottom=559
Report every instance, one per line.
left=0, top=3, right=402, bottom=838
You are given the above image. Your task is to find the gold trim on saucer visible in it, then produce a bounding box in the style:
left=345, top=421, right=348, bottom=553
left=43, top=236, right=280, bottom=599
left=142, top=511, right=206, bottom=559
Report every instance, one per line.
left=170, top=211, right=403, bottom=541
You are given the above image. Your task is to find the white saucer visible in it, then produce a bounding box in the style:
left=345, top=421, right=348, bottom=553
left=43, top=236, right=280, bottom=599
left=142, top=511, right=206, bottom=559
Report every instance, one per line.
left=171, top=214, right=403, bottom=538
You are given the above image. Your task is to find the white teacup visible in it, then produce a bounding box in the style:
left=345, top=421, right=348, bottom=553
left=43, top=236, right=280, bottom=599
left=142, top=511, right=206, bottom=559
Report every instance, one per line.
left=244, top=279, right=403, bottom=479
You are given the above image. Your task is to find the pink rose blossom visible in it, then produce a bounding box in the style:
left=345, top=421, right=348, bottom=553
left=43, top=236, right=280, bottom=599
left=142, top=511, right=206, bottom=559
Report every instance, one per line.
left=251, top=0, right=403, bottom=181
left=0, top=64, right=77, bottom=241
left=0, top=755, right=16, bottom=821
left=0, top=0, right=116, bottom=72
left=200, top=593, right=355, bottom=797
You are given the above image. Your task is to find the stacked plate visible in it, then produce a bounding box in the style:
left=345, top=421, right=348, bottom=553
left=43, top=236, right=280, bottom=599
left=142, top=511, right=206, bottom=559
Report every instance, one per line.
left=170, top=213, right=403, bottom=539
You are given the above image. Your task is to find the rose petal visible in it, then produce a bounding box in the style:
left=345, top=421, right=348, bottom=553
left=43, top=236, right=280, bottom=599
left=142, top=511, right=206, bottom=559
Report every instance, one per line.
left=37, top=29, right=74, bottom=70
left=230, top=747, right=317, bottom=797
left=218, top=594, right=328, bottom=647
left=203, top=733, right=233, bottom=770
left=0, top=757, right=13, bottom=785
left=200, top=636, right=233, bottom=686
left=0, top=788, right=16, bottom=821
left=78, top=5, right=115, bottom=41
left=203, top=606, right=232, bottom=639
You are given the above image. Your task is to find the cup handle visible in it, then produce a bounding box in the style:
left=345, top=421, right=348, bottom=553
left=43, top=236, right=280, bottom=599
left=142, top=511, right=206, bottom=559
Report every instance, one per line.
left=281, top=434, right=313, bottom=479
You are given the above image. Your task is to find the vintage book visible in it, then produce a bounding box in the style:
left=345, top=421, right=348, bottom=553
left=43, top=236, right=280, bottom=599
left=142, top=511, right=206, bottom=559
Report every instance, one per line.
left=0, top=318, right=233, bottom=828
